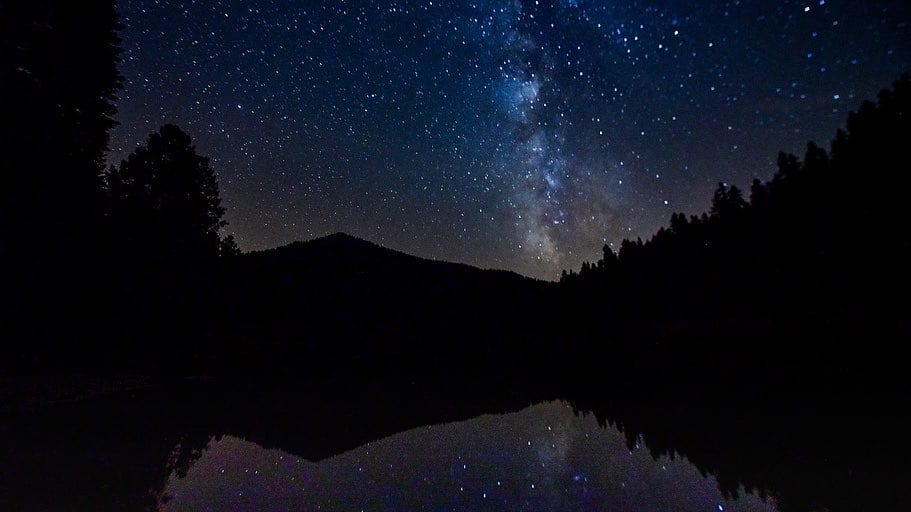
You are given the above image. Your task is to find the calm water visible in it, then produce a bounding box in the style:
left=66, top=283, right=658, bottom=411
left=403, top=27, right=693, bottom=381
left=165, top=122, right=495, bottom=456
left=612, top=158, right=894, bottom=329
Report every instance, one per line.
left=161, top=401, right=777, bottom=511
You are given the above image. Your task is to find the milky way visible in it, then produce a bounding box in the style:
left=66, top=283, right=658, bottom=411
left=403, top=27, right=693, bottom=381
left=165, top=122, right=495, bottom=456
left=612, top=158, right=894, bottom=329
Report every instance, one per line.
left=111, top=0, right=910, bottom=279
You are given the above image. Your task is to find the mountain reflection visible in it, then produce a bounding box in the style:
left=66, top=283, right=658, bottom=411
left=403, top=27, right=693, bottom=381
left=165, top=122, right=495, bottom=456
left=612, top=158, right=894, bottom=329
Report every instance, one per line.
left=161, top=401, right=776, bottom=512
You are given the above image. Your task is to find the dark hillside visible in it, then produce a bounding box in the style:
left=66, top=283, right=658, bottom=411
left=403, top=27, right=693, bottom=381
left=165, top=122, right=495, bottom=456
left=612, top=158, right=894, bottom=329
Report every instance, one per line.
left=209, top=232, right=554, bottom=377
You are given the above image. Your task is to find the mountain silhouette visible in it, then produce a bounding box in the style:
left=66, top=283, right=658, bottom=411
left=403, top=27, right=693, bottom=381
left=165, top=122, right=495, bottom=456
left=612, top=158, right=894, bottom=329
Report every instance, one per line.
left=249, top=232, right=530, bottom=283
left=202, top=232, right=554, bottom=377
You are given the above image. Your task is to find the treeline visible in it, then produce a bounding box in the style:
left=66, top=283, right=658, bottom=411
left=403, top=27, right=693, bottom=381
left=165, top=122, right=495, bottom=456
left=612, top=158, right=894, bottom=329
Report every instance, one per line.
left=1, top=2, right=235, bottom=265
left=556, top=78, right=911, bottom=512
left=1, top=2, right=235, bottom=371
left=560, top=75, right=911, bottom=394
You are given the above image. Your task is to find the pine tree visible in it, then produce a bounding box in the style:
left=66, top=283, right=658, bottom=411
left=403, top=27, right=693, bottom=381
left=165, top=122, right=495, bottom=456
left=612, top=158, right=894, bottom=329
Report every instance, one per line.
left=108, top=125, right=230, bottom=262
left=0, top=1, right=123, bottom=260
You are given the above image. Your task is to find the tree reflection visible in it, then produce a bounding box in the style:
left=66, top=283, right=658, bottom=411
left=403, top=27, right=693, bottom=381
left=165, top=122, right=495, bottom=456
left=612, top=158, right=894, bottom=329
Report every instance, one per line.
left=3, top=372, right=908, bottom=512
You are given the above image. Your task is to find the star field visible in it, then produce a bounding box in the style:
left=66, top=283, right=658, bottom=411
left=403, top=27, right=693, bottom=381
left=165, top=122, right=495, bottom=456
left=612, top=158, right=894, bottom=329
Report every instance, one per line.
left=111, top=0, right=910, bottom=279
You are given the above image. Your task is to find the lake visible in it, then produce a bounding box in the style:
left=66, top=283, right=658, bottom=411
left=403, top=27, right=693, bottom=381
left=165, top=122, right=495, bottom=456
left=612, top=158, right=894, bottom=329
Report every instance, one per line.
left=159, top=400, right=775, bottom=511
left=2, top=376, right=906, bottom=511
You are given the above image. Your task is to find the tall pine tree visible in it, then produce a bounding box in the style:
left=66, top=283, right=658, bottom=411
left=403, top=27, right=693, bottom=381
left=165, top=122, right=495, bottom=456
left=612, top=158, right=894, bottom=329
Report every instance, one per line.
left=0, top=1, right=123, bottom=261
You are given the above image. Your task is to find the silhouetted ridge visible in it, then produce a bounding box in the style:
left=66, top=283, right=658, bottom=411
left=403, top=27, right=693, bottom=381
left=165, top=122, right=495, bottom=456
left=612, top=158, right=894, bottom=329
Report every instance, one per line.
left=210, top=231, right=554, bottom=379
left=317, top=231, right=372, bottom=244
left=250, top=232, right=530, bottom=281
left=257, top=232, right=405, bottom=262
left=292, top=232, right=378, bottom=251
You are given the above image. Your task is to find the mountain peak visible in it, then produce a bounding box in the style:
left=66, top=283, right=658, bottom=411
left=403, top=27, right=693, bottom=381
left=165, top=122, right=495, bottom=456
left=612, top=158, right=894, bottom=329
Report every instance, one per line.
left=319, top=232, right=362, bottom=243
left=250, top=232, right=532, bottom=283
left=309, top=232, right=379, bottom=249
left=264, top=232, right=384, bottom=257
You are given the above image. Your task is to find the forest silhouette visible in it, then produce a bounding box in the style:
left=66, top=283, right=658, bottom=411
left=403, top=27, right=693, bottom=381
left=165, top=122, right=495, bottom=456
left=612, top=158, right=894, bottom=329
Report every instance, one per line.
left=560, top=73, right=911, bottom=397
left=1, top=2, right=910, bottom=512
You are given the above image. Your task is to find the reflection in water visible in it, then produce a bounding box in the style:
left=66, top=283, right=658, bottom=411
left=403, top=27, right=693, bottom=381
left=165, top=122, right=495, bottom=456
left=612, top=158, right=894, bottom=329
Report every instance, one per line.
left=163, top=401, right=777, bottom=511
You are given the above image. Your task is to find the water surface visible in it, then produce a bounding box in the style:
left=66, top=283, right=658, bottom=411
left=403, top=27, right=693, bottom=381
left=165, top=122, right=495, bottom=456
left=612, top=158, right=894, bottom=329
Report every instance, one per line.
left=163, top=401, right=777, bottom=511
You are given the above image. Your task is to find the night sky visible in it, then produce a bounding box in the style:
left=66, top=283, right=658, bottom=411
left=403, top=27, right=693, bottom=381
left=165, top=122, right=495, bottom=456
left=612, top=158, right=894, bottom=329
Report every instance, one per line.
left=162, top=401, right=779, bottom=511
left=111, top=0, right=910, bottom=279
